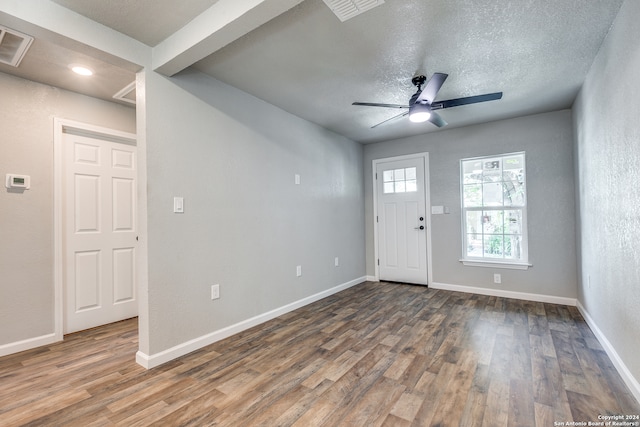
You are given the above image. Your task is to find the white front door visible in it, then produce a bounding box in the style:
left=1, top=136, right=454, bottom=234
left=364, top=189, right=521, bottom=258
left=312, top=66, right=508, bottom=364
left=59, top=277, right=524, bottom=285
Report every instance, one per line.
left=376, top=156, right=428, bottom=285
left=63, top=130, right=138, bottom=333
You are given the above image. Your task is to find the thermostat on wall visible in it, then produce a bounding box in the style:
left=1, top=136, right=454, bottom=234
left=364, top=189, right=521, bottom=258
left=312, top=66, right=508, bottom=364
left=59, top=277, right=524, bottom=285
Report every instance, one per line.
left=5, top=174, right=30, bottom=189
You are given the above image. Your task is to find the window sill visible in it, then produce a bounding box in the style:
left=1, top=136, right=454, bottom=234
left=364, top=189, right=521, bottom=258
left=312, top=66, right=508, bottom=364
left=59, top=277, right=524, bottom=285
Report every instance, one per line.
left=459, top=259, right=532, bottom=270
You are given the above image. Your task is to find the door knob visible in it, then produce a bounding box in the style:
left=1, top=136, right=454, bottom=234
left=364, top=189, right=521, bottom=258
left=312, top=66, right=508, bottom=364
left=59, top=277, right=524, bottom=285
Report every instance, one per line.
left=414, top=225, right=425, bottom=230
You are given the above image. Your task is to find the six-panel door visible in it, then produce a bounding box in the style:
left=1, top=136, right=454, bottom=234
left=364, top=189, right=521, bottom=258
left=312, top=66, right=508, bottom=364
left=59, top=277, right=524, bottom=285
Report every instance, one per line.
left=63, top=132, right=138, bottom=333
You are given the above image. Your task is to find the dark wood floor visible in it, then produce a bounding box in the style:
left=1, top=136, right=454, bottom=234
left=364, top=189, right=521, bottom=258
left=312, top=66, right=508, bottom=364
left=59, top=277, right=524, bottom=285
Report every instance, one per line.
left=1, top=281, right=638, bottom=426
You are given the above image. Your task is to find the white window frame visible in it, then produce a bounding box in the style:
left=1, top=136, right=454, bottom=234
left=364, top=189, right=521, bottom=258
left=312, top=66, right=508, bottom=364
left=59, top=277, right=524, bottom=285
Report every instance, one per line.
left=459, top=152, right=531, bottom=270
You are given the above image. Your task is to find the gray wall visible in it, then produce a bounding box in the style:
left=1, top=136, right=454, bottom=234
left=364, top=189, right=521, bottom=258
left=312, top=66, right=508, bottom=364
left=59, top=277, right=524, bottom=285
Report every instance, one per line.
left=0, top=72, right=135, bottom=346
left=142, top=69, right=365, bottom=355
left=573, top=0, right=640, bottom=384
left=364, top=110, right=577, bottom=298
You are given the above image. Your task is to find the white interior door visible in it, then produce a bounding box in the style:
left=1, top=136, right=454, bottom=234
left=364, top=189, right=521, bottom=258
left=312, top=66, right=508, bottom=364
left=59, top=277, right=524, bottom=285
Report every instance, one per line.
left=63, top=130, right=138, bottom=333
left=376, top=156, right=428, bottom=285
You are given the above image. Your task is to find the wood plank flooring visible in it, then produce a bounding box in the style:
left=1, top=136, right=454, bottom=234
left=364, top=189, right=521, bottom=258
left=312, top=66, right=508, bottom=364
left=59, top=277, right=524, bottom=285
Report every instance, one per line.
left=1, top=281, right=638, bottom=426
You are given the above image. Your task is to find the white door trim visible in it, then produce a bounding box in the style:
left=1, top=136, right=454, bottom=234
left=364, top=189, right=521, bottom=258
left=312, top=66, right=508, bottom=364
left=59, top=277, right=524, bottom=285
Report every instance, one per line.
left=53, top=118, right=137, bottom=340
left=372, top=153, right=433, bottom=285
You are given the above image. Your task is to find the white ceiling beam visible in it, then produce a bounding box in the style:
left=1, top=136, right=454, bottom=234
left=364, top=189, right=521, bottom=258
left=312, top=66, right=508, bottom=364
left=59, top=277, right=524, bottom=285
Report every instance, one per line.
left=0, top=0, right=149, bottom=67
left=152, top=0, right=305, bottom=76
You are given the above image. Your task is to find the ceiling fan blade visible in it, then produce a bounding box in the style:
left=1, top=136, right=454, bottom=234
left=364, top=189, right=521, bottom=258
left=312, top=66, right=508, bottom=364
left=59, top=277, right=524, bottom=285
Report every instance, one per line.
left=371, top=111, right=410, bottom=128
left=431, top=92, right=503, bottom=110
left=428, top=111, right=447, bottom=128
left=353, top=102, right=408, bottom=109
left=416, top=73, right=448, bottom=103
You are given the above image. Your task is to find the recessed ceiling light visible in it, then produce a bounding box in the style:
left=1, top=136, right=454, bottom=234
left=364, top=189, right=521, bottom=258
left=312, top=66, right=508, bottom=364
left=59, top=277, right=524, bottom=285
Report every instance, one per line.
left=70, top=64, right=93, bottom=76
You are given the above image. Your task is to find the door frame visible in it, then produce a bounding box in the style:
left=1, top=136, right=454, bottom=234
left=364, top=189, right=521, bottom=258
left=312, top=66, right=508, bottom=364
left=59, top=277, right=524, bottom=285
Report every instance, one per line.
left=372, top=153, right=433, bottom=285
left=53, top=118, right=137, bottom=340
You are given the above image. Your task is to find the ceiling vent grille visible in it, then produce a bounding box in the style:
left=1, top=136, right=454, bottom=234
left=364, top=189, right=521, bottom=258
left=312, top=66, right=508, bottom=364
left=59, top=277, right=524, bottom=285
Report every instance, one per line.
left=0, top=25, right=34, bottom=67
left=322, top=0, right=385, bottom=22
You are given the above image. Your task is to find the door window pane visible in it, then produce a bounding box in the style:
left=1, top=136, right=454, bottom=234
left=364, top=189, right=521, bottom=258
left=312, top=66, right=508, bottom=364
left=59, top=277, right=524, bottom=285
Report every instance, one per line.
left=381, top=167, right=418, bottom=194
left=383, top=170, right=394, bottom=182
left=383, top=182, right=394, bottom=194
left=405, top=167, right=416, bottom=180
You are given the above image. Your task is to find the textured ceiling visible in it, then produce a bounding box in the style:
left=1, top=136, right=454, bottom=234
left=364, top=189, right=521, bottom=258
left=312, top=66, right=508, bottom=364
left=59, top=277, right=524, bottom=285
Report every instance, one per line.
left=194, top=0, right=624, bottom=143
left=0, top=0, right=626, bottom=142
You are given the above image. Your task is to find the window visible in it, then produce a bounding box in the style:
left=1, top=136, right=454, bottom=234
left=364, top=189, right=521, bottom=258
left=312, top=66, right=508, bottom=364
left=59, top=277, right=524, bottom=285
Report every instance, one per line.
left=460, top=152, right=529, bottom=268
left=383, top=167, right=417, bottom=194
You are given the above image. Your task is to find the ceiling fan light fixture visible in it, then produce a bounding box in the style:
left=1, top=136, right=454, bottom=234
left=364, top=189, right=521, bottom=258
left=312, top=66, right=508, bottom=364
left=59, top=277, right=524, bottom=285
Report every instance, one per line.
left=353, top=72, right=501, bottom=129
left=409, top=104, right=431, bottom=123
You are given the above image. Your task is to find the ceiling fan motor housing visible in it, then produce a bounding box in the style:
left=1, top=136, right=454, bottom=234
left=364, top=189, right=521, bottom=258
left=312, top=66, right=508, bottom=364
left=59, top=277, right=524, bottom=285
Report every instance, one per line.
left=411, top=75, right=427, bottom=88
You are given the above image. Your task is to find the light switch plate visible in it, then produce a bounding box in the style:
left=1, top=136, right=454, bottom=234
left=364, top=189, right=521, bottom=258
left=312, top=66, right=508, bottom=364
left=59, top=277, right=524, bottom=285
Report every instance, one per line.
left=173, top=197, right=184, bottom=213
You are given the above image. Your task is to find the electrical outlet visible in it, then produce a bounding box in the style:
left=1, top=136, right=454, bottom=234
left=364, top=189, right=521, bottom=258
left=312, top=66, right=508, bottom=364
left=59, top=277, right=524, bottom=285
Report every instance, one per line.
left=295, top=174, right=300, bottom=185
left=334, top=257, right=339, bottom=267
left=211, top=284, right=220, bottom=300
left=296, top=265, right=302, bottom=277
left=493, top=273, right=501, bottom=284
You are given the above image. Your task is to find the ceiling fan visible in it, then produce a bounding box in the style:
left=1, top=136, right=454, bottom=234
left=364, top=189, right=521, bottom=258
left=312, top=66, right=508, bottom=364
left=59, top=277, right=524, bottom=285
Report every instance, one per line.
left=352, top=73, right=503, bottom=128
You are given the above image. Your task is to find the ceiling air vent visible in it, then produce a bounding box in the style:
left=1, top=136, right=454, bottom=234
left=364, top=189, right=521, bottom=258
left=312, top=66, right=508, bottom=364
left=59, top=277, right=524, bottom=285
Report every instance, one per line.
left=322, top=0, right=385, bottom=22
left=0, top=25, right=34, bottom=67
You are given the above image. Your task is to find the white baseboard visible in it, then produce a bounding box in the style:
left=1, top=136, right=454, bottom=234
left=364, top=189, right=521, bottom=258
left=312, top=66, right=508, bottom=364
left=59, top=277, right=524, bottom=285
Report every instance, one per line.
left=0, top=332, right=60, bottom=358
left=429, top=282, right=577, bottom=306
left=576, top=301, right=640, bottom=404
left=365, top=275, right=378, bottom=282
left=137, top=276, right=367, bottom=369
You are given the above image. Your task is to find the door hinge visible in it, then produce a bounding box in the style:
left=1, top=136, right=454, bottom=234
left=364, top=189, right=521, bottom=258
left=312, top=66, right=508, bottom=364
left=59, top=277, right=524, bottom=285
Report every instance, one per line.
left=376, top=216, right=378, bottom=223
left=377, top=259, right=379, bottom=265
left=375, top=172, right=378, bottom=180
